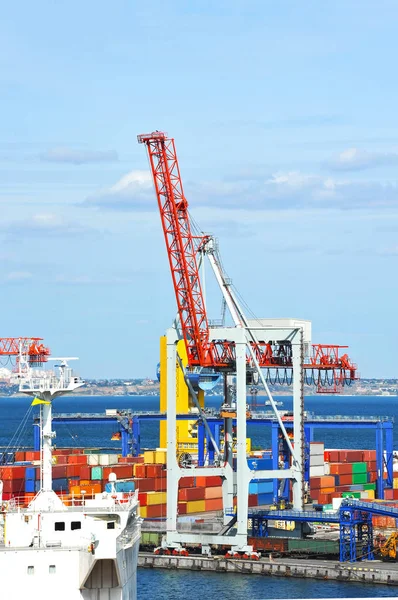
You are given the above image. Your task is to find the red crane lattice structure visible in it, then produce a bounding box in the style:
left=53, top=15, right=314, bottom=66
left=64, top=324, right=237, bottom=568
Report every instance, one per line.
left=138, top=131, right=357, bottom=390
left=0, top=338, right=50, bottom=366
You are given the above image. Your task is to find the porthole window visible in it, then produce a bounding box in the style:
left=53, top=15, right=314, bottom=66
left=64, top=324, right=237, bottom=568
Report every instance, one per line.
left=107, top=522, right=115, bottom=529
left=55, top=522, right=65, bottom=531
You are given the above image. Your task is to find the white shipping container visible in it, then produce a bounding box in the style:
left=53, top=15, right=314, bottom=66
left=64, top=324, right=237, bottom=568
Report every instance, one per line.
left=332, top=497, right=343, bottom=510
left=99, top=454, right=120, bottom=466
left=310, top=443, right=324, bottom=455
left=310, top=465, right=326, bottom=477
left=310, top=454, right=325, bottom=467
left=324, top=462, right=330, bottom=475
left=88, top=454, right=100, bottom=466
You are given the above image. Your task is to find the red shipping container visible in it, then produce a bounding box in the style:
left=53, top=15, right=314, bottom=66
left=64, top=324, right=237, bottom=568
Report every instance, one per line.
left=363, top=450, right=376, bottom=462
left=248, top=494, right=258, bottom=507
left=153, top=478, right=167, bottom=492
left=327, top=450, right=340, bottom=463
left=179, top=477, right=195, bottom=488
left=138, top=492, right=147, bottom=506
left=178, top=502, right=187, bottom=515
left=369, top=472, right=377, bottom=483
left=2, top=479, right=24, bottom=493
left=394, top=471, right=398, bottom=479
left=0, top=466, right=26, bottom=480
left=205, top=498, right=223, bottom=511
left=338, top=474, right=353, bottom=486
left=329, top=463, right=352, bottom=475
left=146, top=464, right=165, bottom=478
left=196, top=476, right=222, bottom=488
left=340, top=450, right=363, bottom=463
left=145, top=504, right=167, bottom=518
left=79, top=465, right=91, bottom=480
left=134, top=478, right=156, bottom=492
left=15, top=451, right=25, bottom=462
left=52, top=465, right=68, bottom=479
left=134, top=465, right=147, bottom=479
left=384, top=488, right=394, bottom=500
left=25, top=451, right=40, bottom=461
left=68, top=455, right=88, bottom=465
left=179, top=487, right=205, bottom=502
left=324, top=451, right=330, bottom=462
left=317, top=493, right=331, bottom=505
left=367, top=461, right=377, bottom=472
left=393, top=489, right=398, bottom=500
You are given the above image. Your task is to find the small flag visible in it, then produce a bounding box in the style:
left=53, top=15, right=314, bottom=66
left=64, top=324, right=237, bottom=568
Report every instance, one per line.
left=31, top=398, right=51, bottom=406
left=111, top=432, right=121, bottom=441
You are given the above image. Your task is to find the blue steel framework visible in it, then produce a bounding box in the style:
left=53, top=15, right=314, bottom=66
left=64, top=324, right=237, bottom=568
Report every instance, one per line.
left=34, top=412, right=394, bottom=500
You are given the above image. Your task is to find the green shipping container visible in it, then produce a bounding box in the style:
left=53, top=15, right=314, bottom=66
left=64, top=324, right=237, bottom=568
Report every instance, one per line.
left=91, top=466, right=103, bottom=480
left=342, top=492, right=361, bottom=499
left=352, top=462, right=367, bottom=474
left=352, top=473, right=367, bottom=484
left=363, top=483, right=376, bottom=491
left=288, top=538, right=339, bottom=555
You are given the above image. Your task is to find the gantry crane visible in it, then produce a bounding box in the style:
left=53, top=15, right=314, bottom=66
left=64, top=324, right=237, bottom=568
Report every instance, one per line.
left=138, top=131, right=358, bottom=553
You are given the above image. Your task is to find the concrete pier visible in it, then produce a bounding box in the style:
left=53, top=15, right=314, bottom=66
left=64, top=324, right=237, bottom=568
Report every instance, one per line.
left=138, top=552, right=398, bottom=586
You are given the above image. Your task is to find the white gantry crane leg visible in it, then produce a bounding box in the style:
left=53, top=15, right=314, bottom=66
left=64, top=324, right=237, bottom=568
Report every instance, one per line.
left=292, top=329, right=305, bottom=511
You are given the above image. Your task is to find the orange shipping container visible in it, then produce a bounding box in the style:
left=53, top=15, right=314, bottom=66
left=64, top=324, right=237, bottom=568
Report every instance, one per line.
left=205, top=498, right=223, bottom=511
left=204, top=486, right=223, bottom=500
left=320, top=486, right=335, bottom=494
left=196, top=476, right=222, bottom=488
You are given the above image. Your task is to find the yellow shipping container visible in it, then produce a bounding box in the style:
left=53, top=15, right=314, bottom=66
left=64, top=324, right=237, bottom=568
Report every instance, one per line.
left=393, top=478, right=398, bottom=490
left=155, top=451, right=167, bottom=464
left=186, top=500, right=206, bottom=514
left=139, top=506, right=147, bottom=518
left=146, top=491, right=167, bottom=506
left=368, top=489, right=375, bottom=499
left=144, top=451, right=156, bottom=464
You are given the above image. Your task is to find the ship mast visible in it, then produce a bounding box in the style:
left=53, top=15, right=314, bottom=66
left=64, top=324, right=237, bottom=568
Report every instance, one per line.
left=18, top=354, right=85, bottom=509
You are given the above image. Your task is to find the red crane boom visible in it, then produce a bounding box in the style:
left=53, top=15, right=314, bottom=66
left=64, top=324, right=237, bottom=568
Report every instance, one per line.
left=138, top=131, right=357, bottom=390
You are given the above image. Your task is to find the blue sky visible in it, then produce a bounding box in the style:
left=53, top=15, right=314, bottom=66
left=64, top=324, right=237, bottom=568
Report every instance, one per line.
left=1, top=1, right=398, bottom=379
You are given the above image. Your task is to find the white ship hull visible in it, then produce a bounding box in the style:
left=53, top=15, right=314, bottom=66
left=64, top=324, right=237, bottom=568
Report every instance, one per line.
left=0, top=492, right=141, bottom=600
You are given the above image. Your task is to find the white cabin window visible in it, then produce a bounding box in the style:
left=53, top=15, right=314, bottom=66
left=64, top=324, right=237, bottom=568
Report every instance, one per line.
left=71, top=521, right=81, bottom=530
left=55, top=522, right=65, bottom=531
left=49, top=565, right=56, bottom=574
left=27, top=566, right=34, bottom=575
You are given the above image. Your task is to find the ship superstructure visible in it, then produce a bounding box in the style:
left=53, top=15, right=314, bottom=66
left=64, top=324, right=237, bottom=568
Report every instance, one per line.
left=0, top=352, right=141, bottom=599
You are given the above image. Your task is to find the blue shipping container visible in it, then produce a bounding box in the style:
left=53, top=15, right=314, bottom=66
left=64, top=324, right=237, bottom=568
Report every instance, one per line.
left=105, top=481, right=135, bottom=493
left=52, top=478, right=68, bottom=492
left=257, top=481, right=273, bottom=494
left=257, top=492, right=273, bottom=506
left=25, top=479, right=35, bottom=493
left=25, top=467, right=36, bottom=481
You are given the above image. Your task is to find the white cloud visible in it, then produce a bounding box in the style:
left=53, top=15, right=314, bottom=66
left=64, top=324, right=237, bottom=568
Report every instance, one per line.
left=40, top=147, right=118, bottom=165
left=1, top=213, right=95, bottom=238
left=84, top=169, right=154, bottom=210
left=6, top=271, right=33, bottom=281
left=328, top=148, right=398, bottom=171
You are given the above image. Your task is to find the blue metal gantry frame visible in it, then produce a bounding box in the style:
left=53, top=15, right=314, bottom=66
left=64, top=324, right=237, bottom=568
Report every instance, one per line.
left=34, top=411, right=394, bottom=500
